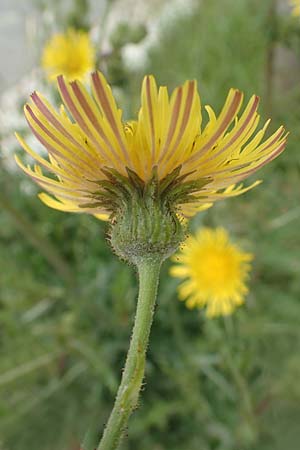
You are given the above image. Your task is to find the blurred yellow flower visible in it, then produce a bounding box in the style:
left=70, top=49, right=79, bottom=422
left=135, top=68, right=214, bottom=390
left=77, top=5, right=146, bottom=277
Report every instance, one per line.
left=290, top=0, right=300, bottom=16
left=41, top=29, right=95, bottom=82
left=16, top=72, right=286, bottom=220
left=170, top=228, right=253, bottom=317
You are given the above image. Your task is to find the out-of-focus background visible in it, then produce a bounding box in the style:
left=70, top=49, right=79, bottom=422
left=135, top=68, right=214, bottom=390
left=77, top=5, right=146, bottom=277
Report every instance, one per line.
left=1, top=0, right=300, bottom=449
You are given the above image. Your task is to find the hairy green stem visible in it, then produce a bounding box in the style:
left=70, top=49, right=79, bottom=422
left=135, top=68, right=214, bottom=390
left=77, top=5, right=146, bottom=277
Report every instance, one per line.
left=96, top=256, right=162, bottom=450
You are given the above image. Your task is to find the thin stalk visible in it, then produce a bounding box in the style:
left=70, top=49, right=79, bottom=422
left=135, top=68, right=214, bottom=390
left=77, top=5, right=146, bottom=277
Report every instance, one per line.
left=265, top=0, right=277, bottom=116
left=96, top=256, right=162, bottom=450
left=0, top=194, right=73, bottom=284
left=223, top=317, right=254, bottom=421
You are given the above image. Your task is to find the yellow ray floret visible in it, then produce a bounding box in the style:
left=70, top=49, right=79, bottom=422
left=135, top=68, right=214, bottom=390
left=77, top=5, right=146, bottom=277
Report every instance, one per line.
left=16, top=71, right=287, bottom=219
left=290, top=0, right=300, bottom=16
left=41, top=29, right=96, bottom=82
left=170, top=227, right=253, bottom=317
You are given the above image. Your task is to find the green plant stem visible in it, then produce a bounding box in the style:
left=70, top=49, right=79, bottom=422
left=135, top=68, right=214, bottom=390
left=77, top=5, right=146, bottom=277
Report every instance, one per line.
left=223, top=317, right=254, bottom=420
left=96, top=256, right=162, bottom=450
left=0, top=194, right=73, bottom=284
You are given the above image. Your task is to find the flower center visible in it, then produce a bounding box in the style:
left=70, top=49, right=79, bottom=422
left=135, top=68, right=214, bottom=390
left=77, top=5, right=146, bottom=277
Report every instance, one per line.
left=191, top=247, right=239, bottom=295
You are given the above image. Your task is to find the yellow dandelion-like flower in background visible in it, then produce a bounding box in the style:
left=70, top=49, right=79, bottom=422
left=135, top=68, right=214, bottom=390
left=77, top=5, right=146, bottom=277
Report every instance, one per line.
left=170, top=228, right=253, bottom=317
left=290, top=0, right=300, bottom=16
left=41, top=29, right=96, bottom=82
left=15, top=72, right=287, bottom=220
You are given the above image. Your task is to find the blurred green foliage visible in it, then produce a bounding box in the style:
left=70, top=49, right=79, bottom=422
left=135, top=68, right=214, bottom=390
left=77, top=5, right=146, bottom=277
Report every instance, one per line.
left=1, top=0, right=300, bottom=449
left=33, top=0, right=91, bottom=30
left=107, top=22, right=148, bottom=86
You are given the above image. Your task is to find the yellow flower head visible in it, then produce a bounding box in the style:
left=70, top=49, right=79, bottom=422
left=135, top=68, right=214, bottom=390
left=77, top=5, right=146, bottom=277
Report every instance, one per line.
left=41, top=29, right=95, bottom=82
left=170, top=227, right=253, bottom=317
left=290, top=0, right=300, bottom=16
left=16, top=72, right=287, bottom=221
